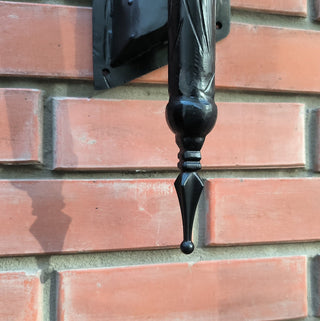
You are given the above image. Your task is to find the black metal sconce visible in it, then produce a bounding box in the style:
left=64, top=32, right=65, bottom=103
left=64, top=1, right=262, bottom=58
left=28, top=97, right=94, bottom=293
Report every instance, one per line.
left=93, top=0, right=230, bottom=254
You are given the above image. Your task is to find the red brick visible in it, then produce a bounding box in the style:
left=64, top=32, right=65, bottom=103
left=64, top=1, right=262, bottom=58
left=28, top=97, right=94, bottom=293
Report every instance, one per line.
left=1, top=2, right=320, bottom=93
left=231, top=0, right=307, bottom=16
left=206, top=178, right=320, bottom=245
left=0, top=272, right=41, bottom=321
left=0, top=2, right=92, bottom=79
left=139, top=24, right=320, bottom=94
left=53, top=99, right=305, bottom=170
left=315, top=0, right=320, bottom=21
left=58, top=257, right=307, bottom=321
left=0, top=89, right=42, bottom=164
left=0, top=179, right=180, bottom=256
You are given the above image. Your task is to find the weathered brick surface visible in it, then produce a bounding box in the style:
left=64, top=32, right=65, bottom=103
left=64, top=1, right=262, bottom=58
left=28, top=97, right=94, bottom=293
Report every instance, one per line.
left=1, top=2, right=320, bottom=93
left=0, top=180, right=180, bottom=256
left=58, top=257, right=307, bottom=321
left=231, top=0, right=307, bottom=16
left=206, top=178, right=320, bottom=245
left=0, top=272, right=41, bottom=321
left=0, top=89, right=42, bottom=164
left=0, top=2, right=92, bottom=79
left=53, top=99, right=305, bottom=170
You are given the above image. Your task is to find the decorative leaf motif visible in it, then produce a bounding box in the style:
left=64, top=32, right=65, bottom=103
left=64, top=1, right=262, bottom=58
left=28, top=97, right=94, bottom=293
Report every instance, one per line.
left=204, top=72, right=215, bottom=94
left=173, top=19, right=184, bottom=56
left=198, top=0, right=210, bottom=51
left=182, top=0, right=213, bottom=54
left=182, top=0, right=204, bottom=53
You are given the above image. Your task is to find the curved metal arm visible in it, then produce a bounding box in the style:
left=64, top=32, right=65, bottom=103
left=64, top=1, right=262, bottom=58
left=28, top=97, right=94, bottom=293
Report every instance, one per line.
left=166, top=0, right=217, bottom=254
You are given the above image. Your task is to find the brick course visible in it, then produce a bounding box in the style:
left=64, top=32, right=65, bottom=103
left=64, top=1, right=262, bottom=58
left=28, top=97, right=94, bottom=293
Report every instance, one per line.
left=53, top=99, right=305, bottom=170
left=0, top=179, right=180, bottom=256
left=59, top=257, right=307, bottom=321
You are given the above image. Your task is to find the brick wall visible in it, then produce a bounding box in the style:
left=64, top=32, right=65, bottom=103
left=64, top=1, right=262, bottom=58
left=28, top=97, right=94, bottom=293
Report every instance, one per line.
left=1, top=0, right=320, bottom=320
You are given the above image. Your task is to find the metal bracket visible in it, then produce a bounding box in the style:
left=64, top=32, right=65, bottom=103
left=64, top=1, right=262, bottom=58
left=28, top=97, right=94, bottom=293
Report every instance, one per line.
left=166, top=0, right=217, bottom=254
left=92, top=0, right=230, bottom=90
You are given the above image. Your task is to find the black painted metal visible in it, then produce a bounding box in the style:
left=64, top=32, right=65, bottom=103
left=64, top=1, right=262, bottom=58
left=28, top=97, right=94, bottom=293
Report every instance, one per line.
left=216, top=0, right=231, bottom=42
left=92, top=0, right=222, bottom=254
left=93, top=0, right=168, bottom=90
left=166, top=0, right=217, bottom=254
left=92, top=0, right=229, bottom=90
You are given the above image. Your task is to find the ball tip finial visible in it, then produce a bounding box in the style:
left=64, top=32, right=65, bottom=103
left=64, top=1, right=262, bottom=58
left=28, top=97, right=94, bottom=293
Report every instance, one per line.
left=180, top=241, right=194, bottom=254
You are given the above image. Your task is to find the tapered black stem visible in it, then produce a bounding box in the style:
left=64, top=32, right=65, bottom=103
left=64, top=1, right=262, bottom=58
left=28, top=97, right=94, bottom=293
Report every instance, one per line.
left=166, top=0, right=217, bottom=254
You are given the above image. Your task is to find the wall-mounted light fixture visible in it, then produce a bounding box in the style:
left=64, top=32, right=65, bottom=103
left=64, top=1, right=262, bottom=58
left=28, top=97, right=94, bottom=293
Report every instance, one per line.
left=92, top=0, right=231, bottom=254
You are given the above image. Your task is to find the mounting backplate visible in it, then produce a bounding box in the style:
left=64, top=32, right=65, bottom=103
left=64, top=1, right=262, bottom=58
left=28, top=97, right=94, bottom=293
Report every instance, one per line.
left=93, top=0, right=230, bottom=90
